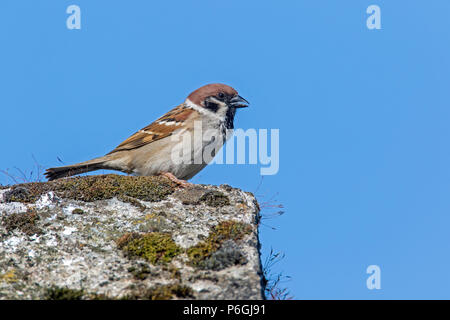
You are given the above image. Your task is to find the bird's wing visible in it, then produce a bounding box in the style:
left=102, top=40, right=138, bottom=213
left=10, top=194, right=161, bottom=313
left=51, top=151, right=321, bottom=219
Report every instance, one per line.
left=107, top=103, right=195, bottom=154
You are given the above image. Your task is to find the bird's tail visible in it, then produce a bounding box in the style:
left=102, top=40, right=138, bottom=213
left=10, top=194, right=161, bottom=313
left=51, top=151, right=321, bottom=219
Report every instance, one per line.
left=44, top=157, right=112, bottom=181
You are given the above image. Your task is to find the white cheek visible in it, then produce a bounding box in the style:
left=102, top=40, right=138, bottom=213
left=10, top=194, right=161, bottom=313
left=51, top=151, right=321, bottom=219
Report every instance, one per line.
left=209, top=97, right=229, bottom=118
left=216, top=102, right=229, bottom=118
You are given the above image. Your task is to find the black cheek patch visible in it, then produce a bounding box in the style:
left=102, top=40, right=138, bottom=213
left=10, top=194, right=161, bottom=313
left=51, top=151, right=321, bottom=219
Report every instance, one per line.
left=205, top=101, right=219, bottom=113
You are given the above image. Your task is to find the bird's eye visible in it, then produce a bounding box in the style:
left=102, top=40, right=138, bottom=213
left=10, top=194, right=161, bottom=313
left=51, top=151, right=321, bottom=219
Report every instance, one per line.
left=217, top=92, right=225, bottom=99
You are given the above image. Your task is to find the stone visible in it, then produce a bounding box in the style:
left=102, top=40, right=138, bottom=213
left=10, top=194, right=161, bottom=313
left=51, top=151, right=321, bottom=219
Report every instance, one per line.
left=0, top=174, right=264, bottom=300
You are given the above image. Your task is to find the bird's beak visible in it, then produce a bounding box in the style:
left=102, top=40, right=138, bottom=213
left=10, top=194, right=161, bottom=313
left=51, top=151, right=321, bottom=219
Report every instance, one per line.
left=230, top=95, right=249, bottom=108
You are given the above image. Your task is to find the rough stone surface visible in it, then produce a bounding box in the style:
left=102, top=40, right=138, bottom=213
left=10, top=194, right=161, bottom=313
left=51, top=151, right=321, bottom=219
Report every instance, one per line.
left=0, top=175, right=263, bottom=300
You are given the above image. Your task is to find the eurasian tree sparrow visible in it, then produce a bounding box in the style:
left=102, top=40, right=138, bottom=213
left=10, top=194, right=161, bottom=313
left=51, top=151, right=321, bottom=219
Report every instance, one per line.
left=44, top=83, right=249, bottom=185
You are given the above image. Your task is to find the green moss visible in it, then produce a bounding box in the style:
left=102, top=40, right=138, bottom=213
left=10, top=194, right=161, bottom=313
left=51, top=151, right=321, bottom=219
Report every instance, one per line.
left=166, top=265, right=182, bottom=280
left=71, top=208, right=85, bottom=215
left=199, top=240, right=247, bottom=270
left=200, top=191, right=230, bottom=207
left=187, top=221, right=252, bottom=268
left=117, top=232, right=181, bottom=264
left=44, top=286, right=112, bottom=300
left=2, top=209, right=42, bottom=236
left=118, top=194, right=147, bottom=212
left=146, top=284, right=193, bottom=300
left=127, top=263, right=180, bottom=281
left=84, top=293, right=110, bottom=300
left=175, top=188, right=231, bottom=207
left=3, top=174, right=176, bottom=204
left=3, top=186, right=31, bottom=202
left=124, top=284, right=194, bottom=300
left=127, top=263, right=152, bottom=280
left=44, top=286, right=85, bottom=300
left=137, top=216, right=171, bottom=233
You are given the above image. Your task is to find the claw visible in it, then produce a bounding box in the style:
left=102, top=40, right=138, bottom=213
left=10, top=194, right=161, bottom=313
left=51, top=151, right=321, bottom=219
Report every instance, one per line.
left=159, top=172, right=192, bottom=188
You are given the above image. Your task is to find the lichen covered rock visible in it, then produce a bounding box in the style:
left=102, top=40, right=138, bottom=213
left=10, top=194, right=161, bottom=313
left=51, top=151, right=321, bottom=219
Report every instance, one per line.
left=0, top=175, right=263, bottom=300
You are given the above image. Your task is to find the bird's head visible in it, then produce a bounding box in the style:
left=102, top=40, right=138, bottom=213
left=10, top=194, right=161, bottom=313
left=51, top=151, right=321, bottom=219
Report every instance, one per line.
left=185, top=83, right=249, bottom=121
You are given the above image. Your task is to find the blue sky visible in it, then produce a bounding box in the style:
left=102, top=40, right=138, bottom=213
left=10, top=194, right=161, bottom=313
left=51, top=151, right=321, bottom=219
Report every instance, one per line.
left=1, top=0, right=450, bottom=299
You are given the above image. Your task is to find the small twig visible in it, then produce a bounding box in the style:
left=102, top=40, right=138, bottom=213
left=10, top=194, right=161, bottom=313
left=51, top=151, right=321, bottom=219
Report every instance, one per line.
left=254, top=176, right=264, bottom=194
left=31, top=154, right=45, bottom=182
left=13, top=167, right=29, bottom=183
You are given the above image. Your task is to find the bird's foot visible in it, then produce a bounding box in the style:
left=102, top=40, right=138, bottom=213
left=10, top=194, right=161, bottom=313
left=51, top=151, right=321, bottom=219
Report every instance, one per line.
left=159, top=172, right=192, bottom=188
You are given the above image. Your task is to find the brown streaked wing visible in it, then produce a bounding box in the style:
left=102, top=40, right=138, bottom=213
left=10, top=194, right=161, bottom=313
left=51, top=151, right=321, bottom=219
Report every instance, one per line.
left=107, top=104, right=195, bottom=154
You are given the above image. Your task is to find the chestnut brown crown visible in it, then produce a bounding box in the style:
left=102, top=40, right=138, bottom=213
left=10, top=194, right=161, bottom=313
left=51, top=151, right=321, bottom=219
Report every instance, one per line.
left=186, top=83, right=249, bottom=110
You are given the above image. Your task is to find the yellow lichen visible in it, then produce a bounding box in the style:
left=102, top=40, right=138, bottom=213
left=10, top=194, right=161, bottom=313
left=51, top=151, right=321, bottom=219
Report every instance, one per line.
left=0, top=269, right=17, bottom=283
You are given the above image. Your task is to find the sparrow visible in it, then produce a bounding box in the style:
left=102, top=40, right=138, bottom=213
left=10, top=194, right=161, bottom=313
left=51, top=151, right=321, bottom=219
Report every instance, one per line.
left=44, top=83, right=249, bottom=186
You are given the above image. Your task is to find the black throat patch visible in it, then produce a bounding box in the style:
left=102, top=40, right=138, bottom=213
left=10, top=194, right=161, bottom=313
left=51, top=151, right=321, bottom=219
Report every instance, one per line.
left=224, top=107, right=236, bottom=130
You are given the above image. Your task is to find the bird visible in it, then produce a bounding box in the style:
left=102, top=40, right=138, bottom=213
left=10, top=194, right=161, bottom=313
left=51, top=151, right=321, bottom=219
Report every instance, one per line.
left=44, top=83, right=249, bottom=186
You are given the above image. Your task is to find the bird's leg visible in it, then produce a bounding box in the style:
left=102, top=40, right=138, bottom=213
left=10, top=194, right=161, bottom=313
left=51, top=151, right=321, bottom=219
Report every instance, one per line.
left=159, top=172, right=192, bottom=188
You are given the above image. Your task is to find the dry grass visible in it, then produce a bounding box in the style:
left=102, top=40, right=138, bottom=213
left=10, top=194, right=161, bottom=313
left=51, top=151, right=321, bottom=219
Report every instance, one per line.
left=254, top=177, right=292, bottom=300
left=262, top=248, right=292, bottom=300
left=0, top=155, right=45, bottom=185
